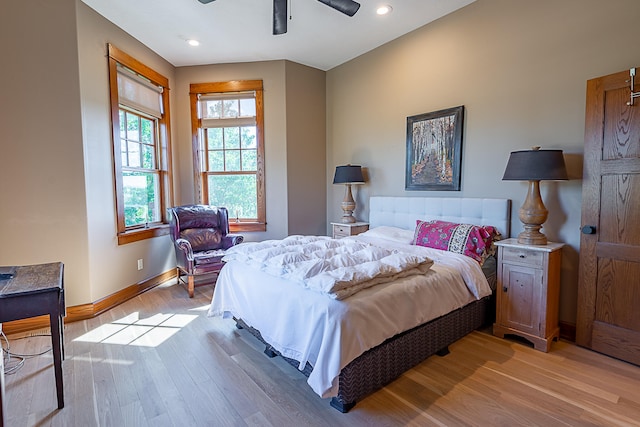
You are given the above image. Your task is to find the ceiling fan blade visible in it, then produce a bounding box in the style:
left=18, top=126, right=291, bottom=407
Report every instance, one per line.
left=316, top=0, right=360, bottom=17
left=197, top=0, right=216, bottom=4
left=273, top=0, right=288, bottom=35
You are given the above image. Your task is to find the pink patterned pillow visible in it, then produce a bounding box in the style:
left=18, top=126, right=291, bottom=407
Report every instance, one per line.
left=413, top=219, right=500, bottom=264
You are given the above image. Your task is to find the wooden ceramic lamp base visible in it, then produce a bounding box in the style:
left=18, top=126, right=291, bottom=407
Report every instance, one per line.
left=517, top=180, right=548, bottom=245
left=340, top=183, right=357, bottom=223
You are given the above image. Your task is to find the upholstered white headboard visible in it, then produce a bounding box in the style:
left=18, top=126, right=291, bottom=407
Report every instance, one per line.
left=369, top=196, right=511, bottom=238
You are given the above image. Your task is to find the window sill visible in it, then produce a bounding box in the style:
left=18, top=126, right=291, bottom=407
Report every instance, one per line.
left=118, top=224, right=170, bottom=245
left=230, top=222, right=266, bottom=233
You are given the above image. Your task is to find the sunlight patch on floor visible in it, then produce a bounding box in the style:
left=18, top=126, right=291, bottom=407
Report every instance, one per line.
left=73, top=312, right=198, bottom=347
left=71, top=355, right=134, bottom=366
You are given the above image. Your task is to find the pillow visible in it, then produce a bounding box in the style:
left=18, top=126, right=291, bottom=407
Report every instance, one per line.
left=413, top=219, right=500, bottom=264
left=180, top=228, right=223, bottom=252
left=360, top=226, right=415, bottom=245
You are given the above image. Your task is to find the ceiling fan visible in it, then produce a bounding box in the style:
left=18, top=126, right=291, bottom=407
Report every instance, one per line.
left=197, top=0, right=361, bottom=35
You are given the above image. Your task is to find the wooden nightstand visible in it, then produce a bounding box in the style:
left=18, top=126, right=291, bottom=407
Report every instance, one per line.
left=331, top=222, right=369, bottom=239
left=493, top=238, right=564, bottom=352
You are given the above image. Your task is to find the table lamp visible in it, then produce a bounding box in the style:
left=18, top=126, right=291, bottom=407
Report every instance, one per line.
left=502, top=147, right=568, bottom=245
left=333, top=164, right=365, bottom=223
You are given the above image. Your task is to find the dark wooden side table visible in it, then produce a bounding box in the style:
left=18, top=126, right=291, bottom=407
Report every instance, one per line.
left=0, top=262, right=65, bottom=414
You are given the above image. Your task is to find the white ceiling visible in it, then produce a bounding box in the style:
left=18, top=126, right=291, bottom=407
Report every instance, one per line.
left=81, top=0, right=475, bottom=71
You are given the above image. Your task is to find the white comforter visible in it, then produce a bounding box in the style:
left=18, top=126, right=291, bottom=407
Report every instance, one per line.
left=220, top=235, right=434, bottom=300
left=208, top=235, right=492, bottom=399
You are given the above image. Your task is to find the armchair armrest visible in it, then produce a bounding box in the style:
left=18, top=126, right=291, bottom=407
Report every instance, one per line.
left=222, top=234, right=244, bottom=249
left=174, top=238, right=195, bottom=270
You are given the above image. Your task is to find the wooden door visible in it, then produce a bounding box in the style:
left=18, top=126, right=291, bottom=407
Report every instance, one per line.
left=577, top=68, right=640, bottom=365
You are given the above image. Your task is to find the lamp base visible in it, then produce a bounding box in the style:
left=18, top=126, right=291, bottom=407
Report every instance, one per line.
left=340, top=184, right=357, bottom=223
left=517, top=228, right=548, bottom=245
left=340, top=214, right=356, bottom=224
left=340, top=201, right=357, bottom=223
left=517, top=180, right=549, bottom=245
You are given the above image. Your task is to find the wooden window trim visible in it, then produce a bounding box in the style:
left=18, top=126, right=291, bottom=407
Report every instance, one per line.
left=117, top=225, right=170, bottom=245
left=189, top=80, right=266, bottom=232
left=108, top=43, right=174, bottom=244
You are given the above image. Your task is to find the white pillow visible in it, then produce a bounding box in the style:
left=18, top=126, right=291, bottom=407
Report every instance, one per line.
left=360, top=226, right=415, bottom=245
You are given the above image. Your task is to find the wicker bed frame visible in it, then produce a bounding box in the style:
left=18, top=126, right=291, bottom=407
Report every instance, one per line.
left=236, top=295, right=490, bottom=412
left=237, top=197, right=511, bottom=412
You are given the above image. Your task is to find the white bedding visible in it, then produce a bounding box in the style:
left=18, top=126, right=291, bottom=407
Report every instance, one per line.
left=220, top=235, right=434, bottom=300
left=207, top=234, right=493, bottom=399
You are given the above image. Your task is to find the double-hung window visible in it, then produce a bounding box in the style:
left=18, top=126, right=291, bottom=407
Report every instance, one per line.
left=107, top=44, right=173, bottom=244
left=190, top=81, right=266, bottom=232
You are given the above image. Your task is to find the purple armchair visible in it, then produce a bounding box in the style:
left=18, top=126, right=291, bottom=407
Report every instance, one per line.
left=169, top=205, right=244, bottom=297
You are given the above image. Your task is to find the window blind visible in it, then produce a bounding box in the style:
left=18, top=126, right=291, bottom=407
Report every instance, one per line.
left=198, top=91, right=257, bottom=128
left=117, top=66, right=163, bottom=118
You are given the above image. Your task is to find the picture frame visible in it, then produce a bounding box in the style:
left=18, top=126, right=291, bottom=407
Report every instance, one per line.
left=405, top=105, right=464, bottom=191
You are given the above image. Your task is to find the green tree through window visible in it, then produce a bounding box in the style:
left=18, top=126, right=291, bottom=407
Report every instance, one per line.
left=120, top=110, right=160, bottom=227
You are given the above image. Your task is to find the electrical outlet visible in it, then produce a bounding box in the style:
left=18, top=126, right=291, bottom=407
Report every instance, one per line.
left=137, top=259, right=143, bottom=270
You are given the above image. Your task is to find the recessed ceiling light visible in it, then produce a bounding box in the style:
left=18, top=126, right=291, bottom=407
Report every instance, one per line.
left=187, top=39, right=200, bottom=47
left=376, top=5, right=392, bottom=15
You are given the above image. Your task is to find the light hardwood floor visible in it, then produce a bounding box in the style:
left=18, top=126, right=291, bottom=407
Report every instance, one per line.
left=3, top=281, right=640, bottom=427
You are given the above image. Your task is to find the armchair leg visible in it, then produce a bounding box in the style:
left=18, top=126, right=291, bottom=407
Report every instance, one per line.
left=188, top=275, right=195, bottom=298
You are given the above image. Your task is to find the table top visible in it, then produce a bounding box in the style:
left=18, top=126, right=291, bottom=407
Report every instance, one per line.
left=0, top=262, right=64, bottom=298
left=495, top=238, right=565, bottom=252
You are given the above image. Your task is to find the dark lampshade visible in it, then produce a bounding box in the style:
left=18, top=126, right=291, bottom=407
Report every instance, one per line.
left=502, top=149, right=568, bottom=181
left=333, top=165, right=365, bottom=184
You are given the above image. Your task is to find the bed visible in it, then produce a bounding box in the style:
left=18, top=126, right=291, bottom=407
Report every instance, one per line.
left=208, top=196, right=511, bottom=412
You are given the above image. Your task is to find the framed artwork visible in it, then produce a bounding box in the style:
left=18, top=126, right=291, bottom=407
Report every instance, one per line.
left=405, top=105, right=464, bottom=191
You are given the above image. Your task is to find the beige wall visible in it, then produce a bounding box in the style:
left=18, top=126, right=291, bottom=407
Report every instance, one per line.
left=326, top=0, right=640, bottom=324
left=0, top=0, right=179, bottom=307
left=6, top=0, right=638, bottom=322
left=174, top=61, right=290, bottom=241
left=75, top=1, right=179, bottom=304
left=0, top=0, right=90, bottom=305
left=174, top=61, right=327, bottom=240
left=1, top=0, right=326, bottom=307
left=284, top=61, right=327, bottom=236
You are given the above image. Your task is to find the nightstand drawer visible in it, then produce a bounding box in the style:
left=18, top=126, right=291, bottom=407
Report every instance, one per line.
left=502, top=247, right=544, bottom=267
left=333, top=224, right=350, bottom=235
left=331, top=222, right=369, bottom=239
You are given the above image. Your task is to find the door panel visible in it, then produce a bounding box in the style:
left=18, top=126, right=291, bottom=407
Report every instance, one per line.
left=577, top=67, right=640, bottom=366
left=600, top=174, right=640, bottom=244
left=603, top=87, right=640, bottom=160
left=595, top=259, right=640, bottom=329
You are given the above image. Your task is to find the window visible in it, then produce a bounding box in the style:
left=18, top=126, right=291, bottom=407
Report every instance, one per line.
left=108, top=44, right=173, bottom=244
left=190, top=81, right=266, bottom=232
left=119, top=110, right=161, bottom=226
